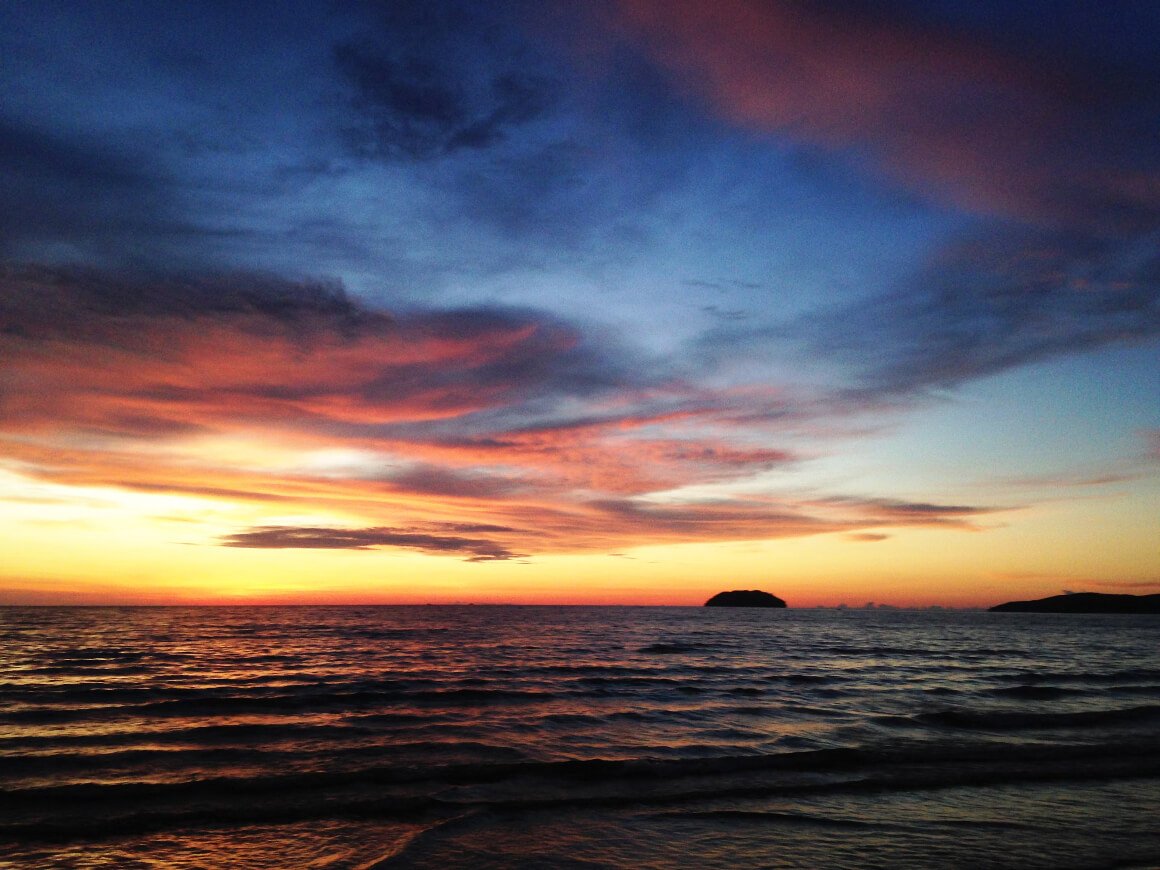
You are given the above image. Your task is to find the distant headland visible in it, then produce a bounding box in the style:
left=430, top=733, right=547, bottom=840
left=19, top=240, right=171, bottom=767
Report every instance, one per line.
left=989, top=592, right=1160, bottom=614
left=704, top=590, right=787, bottom=608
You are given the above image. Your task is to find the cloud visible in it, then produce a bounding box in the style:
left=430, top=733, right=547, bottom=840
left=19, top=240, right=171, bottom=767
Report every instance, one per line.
left=223, top=524, right=523, bottom=561
left=803, top=228, right=1160, bottom=395
left=382, top=463, right=527, bottom=499
left=335, top=40, right=554, bottom=161
left=0, top=121, right=171, bottom=264
left=0, top=264, right=624, bottom=438
left=326, top=4, right=701, bottom=258
left=617, top=1, right=1160, bottom=395
left=846, top=532, right=889, bottom=543
left=613, top=0, right=1160, bottom=229
left=331, top=1, right=558, bottom=164
left=701, top=305, right=749, bottom=322
left=1090, top=579, right=1160, bottom=590
left=0, top=265, right=1006, bottom=556
left=699, top=204, right=1160, bottom=400
left=809, top=496, right=998, bottom=531
left=994, top=469, right=1142, bottom=492
left=788, top=229, right=1160, bottom=396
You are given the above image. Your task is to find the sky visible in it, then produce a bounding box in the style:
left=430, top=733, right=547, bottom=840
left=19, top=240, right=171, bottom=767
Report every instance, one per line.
left=1, top=0, right=1157, bottom=607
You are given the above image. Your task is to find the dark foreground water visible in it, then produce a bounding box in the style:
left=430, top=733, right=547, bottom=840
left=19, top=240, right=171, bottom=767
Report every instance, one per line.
left=1, top=606, right=1158, bottom=869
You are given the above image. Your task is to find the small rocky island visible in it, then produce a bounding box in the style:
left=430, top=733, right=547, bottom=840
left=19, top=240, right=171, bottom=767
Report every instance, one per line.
left=704, top=590, right=787, bottom=608
left=989, top=592, right=1160, bottom=614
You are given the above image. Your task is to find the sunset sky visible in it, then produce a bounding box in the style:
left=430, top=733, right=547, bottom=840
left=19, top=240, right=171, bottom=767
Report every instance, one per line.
left=1, top=1, right=1157, bottom=606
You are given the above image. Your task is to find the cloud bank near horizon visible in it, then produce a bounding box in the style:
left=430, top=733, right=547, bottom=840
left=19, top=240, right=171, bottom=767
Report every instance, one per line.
left=0, top=266, right=1005, bottom=558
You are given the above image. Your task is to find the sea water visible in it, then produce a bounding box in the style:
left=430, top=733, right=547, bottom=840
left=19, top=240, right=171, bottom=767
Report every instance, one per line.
left=1, top=606, right=1158, bottom=868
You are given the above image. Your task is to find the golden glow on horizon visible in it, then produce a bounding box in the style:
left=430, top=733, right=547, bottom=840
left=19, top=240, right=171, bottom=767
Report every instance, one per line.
left=2, top=280, right=1157, bottom=611
left=3, top=463, right=1157, bottom=608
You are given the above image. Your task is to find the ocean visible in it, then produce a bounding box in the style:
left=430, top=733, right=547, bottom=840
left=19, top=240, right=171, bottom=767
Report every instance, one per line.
left=1, top=605, right=1158, bottom=869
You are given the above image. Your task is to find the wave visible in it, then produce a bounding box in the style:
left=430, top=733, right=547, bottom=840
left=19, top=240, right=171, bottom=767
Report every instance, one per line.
left=894, top=704, right=1160, bottom=731
left=0, top=684, right=566, bottom=724
left=343, top=627, right=450, bottom=640
left=995, top=668, right=1160, bottom=684
left=639, top=643, right=701, bottom=655
left=987, top=685, right=1088, bottom=700
left=0, top=721, right=377, bottom=750
left=1, top=739, right=535, bottom=785
left=6, top=605, right=1159, bottom=861
left=4, top=740, right=1158, bottom=842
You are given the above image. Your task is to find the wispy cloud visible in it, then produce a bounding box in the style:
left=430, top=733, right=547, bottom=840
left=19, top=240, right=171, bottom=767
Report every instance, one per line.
left=223, top=524, right=523, bottom=561
left=1090, top=579, right=1160, bottom=590
left=0, top=265, right=1005, bottom=556
left=614, top=0, right=1160, bottom=228
left=334, top=38, right=554, bottom=161
left=807, top=497, right=999, bottom=531
left=800, top=229, right=1160, bottom=395
left=846, top=533, right=890, bottom=543
left=619, top=0, right=1160, bottom=395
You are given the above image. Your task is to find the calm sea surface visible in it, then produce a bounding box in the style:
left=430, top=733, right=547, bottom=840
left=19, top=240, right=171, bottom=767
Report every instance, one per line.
left=1, top=606, right=1158, bottom=868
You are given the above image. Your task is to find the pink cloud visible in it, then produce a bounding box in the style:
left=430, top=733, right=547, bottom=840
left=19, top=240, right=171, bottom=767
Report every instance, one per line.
left=612, top=0, right=1159, bottom=228
left=0, top=267, right=1003, bottom=556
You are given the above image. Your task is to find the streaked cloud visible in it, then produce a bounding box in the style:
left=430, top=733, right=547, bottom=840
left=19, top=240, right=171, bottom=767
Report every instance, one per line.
left=614, top=0, right=1160, bottom=228
left=223, top=524, right=524, bottom=561
left=797, top=228, right=1160, bottom=396
left=335, top=40, right=554, bottom=161
left=846, top=533, right=890, bottom=543
left=0, top=265, right=1006, bottom=556
left=618, top=0, right=1160, bottom=397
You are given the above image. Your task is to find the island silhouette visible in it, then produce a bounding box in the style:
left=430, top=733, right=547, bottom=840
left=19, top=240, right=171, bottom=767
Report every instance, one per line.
left=704, top=590, right=787, bottom=608
left=990, top=592, right=1160, bottom=614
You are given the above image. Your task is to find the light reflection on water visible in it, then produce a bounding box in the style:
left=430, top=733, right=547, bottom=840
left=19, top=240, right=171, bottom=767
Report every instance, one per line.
left=1, top=606, right=1158, bottom=867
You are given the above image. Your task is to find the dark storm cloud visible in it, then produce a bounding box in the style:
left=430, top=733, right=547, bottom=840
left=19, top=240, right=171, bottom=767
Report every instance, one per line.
left=222, top=524, right=523, bottom=560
